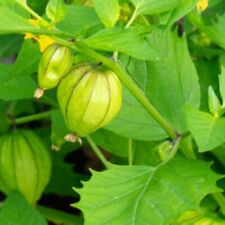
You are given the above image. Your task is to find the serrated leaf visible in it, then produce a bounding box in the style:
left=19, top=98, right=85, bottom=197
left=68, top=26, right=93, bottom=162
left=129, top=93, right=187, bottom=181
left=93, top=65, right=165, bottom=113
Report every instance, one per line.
left=46, top=153, right=84, bottom=196
left=93, top=0, right=120, bottom=28
left=185, top=106, right=225, bottom=151
left=75, top=159, right=220, bottom=225
left=219, top=67, right=225, bottom=106
left=82, top=27, right=159, bottom=61
left=46, top=0, right=65, bottom=23
left=131, top=0, right=179, bottom=16
left=208, top=86, right=221, bottom=116
left=0, top=191, right=47, bottom=225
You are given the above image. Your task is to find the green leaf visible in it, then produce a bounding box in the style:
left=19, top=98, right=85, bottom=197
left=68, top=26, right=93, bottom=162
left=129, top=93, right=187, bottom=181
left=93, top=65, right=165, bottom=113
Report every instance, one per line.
left=92, top=130, right=169, bottom=166
left=46, top=153, right=84, bottom=196
left=131, top=0, right=179, bottom=15
left=0, top=34, right=23, bottom=57
left=0, top=6, right=36, bottom=34
left=189, top=12, right=225, bottom=50
left=195, top=60, right=219, bottom=111
left=161, top=0, right=198, bottom=27
left=15, top=0, right=27, bottom=6
left=56, top=5, right=101, bottom=35
left=145, top=29, right=200, bottom=132
left=113, top=29, right=200, bottom=137
left=75, top=159, right=220, bottom=225
left=92, top=0, right=120, bottom=28
left=208, top=86, right=221, bottom=116
left=133, top=140, right=168, bottom=166
left=82, top=27, right=159, bottom=61
left=0, top=191, right=47, bottom=225
left=91, top=129, right=129, bottom=157
left=185, top=106, right=225, bottom=152
left=46, top=0, right=65, bottom=23
left=0, top=101, right=10, bottom=134
left=219, top=67, right=225, bottom=106
left=106, top=86, right=168, bottom=141
left=51, top=109, right=69, bottom=149
left=0, top=40, right=40, bottom=100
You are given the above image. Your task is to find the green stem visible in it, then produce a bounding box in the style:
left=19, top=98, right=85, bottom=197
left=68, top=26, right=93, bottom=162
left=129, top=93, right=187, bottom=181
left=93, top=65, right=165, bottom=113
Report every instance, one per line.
left=37, top=205, right=83, bottom=225
left=18, top=2, right=46, bottom=23
left=6, top=101, right=17, bottom=115
left=128, top=139, right=133, bottom=165
left=14, top=111, right=52, bottom=125
left=166, top=136, right=181, bottom=162
left=179, top=134, right=197, bottom=159
left=125, top=7, right=138, bottom=29
left=85, top=135, right=110, bottom=169
left=113, top=7, right=138, bottom=61
left=212, top=193, right=225, bottom=215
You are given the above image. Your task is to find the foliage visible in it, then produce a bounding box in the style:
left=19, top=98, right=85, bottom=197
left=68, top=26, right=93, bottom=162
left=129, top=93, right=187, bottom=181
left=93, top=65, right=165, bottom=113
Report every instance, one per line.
left=0, top=0, right=225, bottom=225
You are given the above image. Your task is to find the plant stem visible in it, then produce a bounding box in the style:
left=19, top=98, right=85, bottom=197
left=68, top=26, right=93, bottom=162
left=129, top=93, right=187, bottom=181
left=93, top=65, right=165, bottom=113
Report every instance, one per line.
left=166, top=136, right=181, bottom=162
left=125, top=7, right=138, bottom=29
left=113, top=7, right=138, bottom=61
left=128, top=139, right=133, bottom=165
left=212, top=193, right=225, bottom=215
left=18, top=2, right=46, bottom=22
left=85, top=135, right=110, bottom=169
left=179, top=134, right=197, bottom=159
left=37, top=205, right=83, bottom=225
left=14, top=111, right=52, bottom=125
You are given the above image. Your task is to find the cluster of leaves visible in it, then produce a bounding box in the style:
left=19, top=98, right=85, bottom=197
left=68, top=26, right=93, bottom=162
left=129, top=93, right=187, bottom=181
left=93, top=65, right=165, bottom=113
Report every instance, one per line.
left=0, top=0, right=225, bottom=225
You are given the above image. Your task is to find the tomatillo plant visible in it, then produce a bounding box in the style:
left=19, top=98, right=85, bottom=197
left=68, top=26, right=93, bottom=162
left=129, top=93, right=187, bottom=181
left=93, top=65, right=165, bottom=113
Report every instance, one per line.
left=0, top=0, right=225, bottom=225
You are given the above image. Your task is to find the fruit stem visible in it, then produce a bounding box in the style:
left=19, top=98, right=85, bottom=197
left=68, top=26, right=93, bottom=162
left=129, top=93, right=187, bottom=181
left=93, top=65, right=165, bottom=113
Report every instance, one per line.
left=17, top=2, right=46, bottom=23
left=128, top=138, right=133, bottom=165
left=85, top=135, right=111, bottom=169
left=14, top=111, right=52, bottom=125
left=165, top=136, right=181, bottom=162
left=125, top=7, right=138, bottom=29
left=37, top=205, right=83, bottom=225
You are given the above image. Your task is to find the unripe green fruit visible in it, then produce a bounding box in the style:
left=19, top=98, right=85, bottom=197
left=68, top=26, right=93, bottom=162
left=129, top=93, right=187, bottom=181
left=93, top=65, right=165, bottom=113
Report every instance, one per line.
left=57, top=63, right=122, bottom=137
left=35, top=43, right=73, bottom=98
left=0, top=130, right=52, bottom=204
